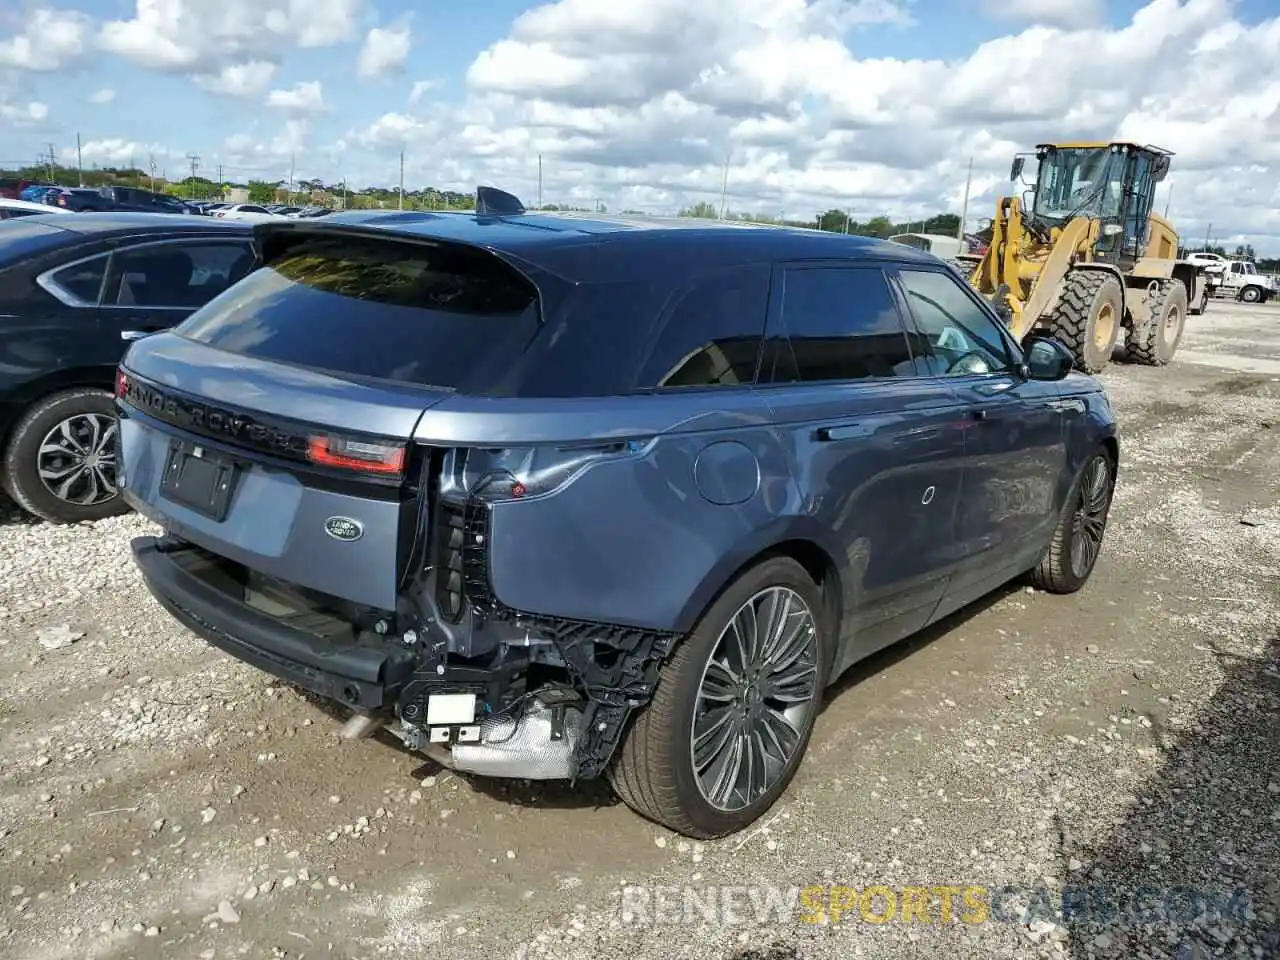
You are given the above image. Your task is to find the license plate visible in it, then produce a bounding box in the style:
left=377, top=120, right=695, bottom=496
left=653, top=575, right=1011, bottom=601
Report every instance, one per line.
left=426, top=693, right=477, bottom=726
left=159, top=441, right=240, bottom=521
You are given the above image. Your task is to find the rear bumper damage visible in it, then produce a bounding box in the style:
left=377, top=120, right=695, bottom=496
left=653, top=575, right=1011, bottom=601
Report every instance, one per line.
left=132, top=530, right=677, bottom=781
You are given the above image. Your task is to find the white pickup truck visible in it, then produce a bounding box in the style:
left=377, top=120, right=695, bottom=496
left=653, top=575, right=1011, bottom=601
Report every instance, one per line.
left=1185, top=253, right=1275, bottom=303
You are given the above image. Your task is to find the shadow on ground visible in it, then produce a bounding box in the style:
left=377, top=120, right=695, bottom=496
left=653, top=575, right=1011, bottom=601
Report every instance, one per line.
left=1063, top=636, right=1280, bottom=959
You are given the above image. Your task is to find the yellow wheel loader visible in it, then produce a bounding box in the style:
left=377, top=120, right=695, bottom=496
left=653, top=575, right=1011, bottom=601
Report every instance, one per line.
left=967, top=142, right=1210, bottom=373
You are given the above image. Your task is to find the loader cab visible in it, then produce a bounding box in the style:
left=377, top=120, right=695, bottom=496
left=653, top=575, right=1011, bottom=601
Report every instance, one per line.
left=1029, top=141, right=1172, bottom=267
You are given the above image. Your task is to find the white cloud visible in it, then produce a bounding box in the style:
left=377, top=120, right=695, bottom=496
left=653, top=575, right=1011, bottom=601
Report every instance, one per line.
left=60, top=137, right=156, bottom=165
left=98, top=0, right=363, bottom=71
left=89, top=87, right=116, bottom=104
left=0, top=7, right=90, bottom=70
left=193, top=61, right=277, bottom=97
left=983, top=0, right=1105, bottom=28
left=408, top=79, right=437, bottom=105
left=265, top=80, right=325, bottom=113
left=0, top=101, right=50, bottom=125
left=357, top=18, right=412, bottom=79
left=426, top=0, right=1280, bottom=252
left=352, top=111, right=440, bottom=149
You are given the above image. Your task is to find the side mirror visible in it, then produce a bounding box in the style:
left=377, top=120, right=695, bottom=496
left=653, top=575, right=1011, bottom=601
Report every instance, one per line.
left=1024, top=335, right=1075, bottom=381
left=1010, top=157, right=1025, bottom=182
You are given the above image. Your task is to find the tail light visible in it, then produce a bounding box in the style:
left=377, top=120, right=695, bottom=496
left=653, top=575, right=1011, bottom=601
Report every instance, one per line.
left=307, top=435, right=406, bottom=477
left=57, top=195, right=67, bottom=207
left=440, top=442, right=646, bottom=502
left=115, top=368, right=129, bottom=399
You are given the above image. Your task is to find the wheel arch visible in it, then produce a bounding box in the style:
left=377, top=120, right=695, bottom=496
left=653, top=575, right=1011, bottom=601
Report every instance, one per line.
left=0, top=365, right=117, bottom=453
left=671, top=518, right=848, bottom=664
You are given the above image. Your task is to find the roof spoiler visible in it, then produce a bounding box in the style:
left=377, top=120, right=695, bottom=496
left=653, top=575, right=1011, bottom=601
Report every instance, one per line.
left=475, top=185, right=525, bottom=216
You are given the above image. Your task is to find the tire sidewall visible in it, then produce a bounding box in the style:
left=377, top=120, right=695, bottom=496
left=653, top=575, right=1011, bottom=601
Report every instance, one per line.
left=1059, top=449, right=1116, bottom=587
left=662, top=556, right=829, bottom=836
left=1241, top=286, right=1261, bottom=303
left=1156, top=283, right=1188, bottom=361
left=1083, top=277, right=1123, bottom=372
left=3, top=389, right=125, bottom=523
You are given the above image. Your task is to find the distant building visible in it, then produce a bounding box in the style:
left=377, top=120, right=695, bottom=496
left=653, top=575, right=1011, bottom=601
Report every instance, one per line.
left=223, top=186, right=249, bottom=204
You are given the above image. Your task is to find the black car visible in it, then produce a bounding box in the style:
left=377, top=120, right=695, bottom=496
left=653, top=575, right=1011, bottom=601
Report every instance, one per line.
left=0, top=213, right=255, bottom=522
left=98, top=186, right=199, bottom=215
left=45, top=188, right=115, bottom=212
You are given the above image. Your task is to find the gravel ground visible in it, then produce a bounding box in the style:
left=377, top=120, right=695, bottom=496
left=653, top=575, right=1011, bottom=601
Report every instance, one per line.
left=0, top=301, right=1276, bottom=960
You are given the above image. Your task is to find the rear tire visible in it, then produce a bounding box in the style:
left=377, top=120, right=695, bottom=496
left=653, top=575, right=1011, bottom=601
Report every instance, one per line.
left=608, top=556, right=828, bottom=839
left=1129, top=280, right=1187, bottom=366
left=2, top=388, right=127, bottom=524
left=1030, top=447, right=1116, bottom=594
left=1047, top=270, right=1123, bottom=373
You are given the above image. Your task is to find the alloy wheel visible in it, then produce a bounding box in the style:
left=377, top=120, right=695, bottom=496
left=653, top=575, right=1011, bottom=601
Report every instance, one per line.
left=1069, top=455, right=1112, bottom=578
left=690, top=586, right=819, bottom=812
left=37, top=413, right=119, bottom=506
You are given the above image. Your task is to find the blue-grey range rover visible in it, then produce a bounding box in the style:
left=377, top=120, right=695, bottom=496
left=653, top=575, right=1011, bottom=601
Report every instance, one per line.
left=117, top=188, right=1117, bottom=838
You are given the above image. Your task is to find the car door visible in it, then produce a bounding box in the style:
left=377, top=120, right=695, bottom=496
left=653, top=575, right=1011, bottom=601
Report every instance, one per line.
left=890, top=266, right=1069, bottom=608
left=97, top=236, right=257, bottom=344
left=3, top=240, right=118, bottom=405
left=758, top=261, right=970, bottom=674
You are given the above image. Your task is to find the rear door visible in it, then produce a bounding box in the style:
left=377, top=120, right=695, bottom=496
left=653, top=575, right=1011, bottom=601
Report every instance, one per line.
left=890, top=266, right=1067, bottom=603
left=0, top=228, right=116, bottom=416
left=98, top=236, right=257, bottom=343
left=758, top=261, right=969, bottom=671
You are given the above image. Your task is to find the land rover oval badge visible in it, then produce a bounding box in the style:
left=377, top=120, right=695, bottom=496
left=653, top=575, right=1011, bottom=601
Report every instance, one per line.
left=324, top=517, right=364, bottom=542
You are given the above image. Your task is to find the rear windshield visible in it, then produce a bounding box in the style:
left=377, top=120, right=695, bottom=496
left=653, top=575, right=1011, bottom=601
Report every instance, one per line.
left=0, top=218, right=71, bottom=264
left=175, top=236, right=543, bottom=390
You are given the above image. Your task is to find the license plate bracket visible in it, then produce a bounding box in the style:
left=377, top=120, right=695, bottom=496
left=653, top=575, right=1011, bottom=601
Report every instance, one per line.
left=159, top=440, right=240, bottom=521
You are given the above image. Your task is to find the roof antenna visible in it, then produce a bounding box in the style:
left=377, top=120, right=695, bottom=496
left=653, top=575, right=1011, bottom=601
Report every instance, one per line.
left=476, top=185, right=526, bottom=216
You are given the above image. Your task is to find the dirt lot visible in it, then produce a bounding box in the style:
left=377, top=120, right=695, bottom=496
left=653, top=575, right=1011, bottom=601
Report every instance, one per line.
left=1, top=301, right=1276, bottom=960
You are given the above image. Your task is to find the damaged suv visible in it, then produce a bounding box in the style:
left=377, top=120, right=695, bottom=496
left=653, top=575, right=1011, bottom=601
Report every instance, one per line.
left=118, top=189, right=1118, bottom=838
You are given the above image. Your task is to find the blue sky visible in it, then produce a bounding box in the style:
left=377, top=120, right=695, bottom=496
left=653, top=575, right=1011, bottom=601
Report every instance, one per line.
left=1, top=0, right=1278, bottom=250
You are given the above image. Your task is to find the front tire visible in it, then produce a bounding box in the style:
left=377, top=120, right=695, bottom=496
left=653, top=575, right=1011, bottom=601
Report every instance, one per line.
left=1047, top=270, right=1124, bottom=373
left=1031, top=448, right=1116, bottom=594
left=2, top=388, right=127, bottom=524
left=1240, top=285, right=1262, bottom=304
left=608, top=557, right=828, bottom=838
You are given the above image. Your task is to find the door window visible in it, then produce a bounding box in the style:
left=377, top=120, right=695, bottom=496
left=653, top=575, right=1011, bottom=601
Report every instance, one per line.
left=106, top=242, right=256, bottom=307
left=895, top=269, right=1016, bottom=377
left=770, top=266, right=915, bottom=382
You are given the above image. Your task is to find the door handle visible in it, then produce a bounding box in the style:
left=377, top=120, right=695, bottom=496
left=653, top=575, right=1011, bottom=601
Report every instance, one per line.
left=120, top=329, right=155, bottom=341
left=969, top=407, right=989, bottom=421
left=816, top=424, right=864, bottom=442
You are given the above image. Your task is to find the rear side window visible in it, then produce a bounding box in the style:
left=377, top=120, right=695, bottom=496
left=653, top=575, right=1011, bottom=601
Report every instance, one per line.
left=637, top=265, right=768, bottom=388
left=177, top=236, right=542, bottom=389
left=44, top=254, right=108, bottom=304
left=771, top=266, right=914, bottom=382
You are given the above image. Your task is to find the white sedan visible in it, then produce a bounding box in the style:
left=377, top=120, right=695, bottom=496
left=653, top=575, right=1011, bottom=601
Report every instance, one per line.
left=0, top=197, right=74, bottom=219
left=212, top=203, right=288, bottom=223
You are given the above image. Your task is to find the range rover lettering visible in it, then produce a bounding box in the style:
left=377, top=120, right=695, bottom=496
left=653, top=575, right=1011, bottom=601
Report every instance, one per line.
left=118, top=189, right=1118, bottom=838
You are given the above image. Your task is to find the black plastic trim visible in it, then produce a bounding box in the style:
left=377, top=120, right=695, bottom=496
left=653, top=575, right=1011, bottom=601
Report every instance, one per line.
left=132, top=535, right=414, bottom=709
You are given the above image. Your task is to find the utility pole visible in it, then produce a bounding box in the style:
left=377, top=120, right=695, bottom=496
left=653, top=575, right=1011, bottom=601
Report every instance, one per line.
left=46, top=142, right=56, bottom=182
left=398, top=150, right=405, bottom=210
left=843, top=210, right=851, bottom=234
left=148, top=154, right=157, bottom=193
left=1204, top=222, right=1212, bottom=253
left=76, top=133, right=84, bottom=186
left=288, top=152, right=295, bottom=204
left=216, top=163, right=223, bottom=199
left=1163, top=183, right=1172, bottom=219
left=537, top=153, right=543, bottom=210
left=185, top=152, right=200, bottom=199
left=957, top=155, right=973, bottom=242
left=718, top=151, right=731, bottom=220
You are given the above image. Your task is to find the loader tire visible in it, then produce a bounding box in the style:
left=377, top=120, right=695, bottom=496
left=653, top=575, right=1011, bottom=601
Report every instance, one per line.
left=1129, top=280, right=1187, bottom=366
left=1047, top=270, right=1123, bottom=374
